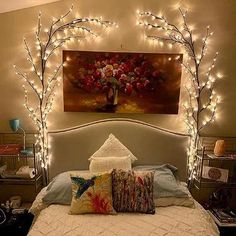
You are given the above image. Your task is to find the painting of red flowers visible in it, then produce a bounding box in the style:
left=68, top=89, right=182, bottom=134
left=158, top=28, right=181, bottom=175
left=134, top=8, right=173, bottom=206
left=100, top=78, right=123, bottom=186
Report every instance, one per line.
left=63, top=51, right=183, bottom=114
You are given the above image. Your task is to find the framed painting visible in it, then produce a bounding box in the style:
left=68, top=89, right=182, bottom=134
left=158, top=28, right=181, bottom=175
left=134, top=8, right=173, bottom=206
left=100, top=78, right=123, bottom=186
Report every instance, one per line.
left=63, top=51, right=183, bottom=114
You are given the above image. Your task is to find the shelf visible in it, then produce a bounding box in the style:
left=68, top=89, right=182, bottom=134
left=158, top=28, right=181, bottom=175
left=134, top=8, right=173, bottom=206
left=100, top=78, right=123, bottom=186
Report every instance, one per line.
left=196, top=154, right=236, bottom=161
left=194, top=178, right=236, bottom=189
left=0, top=146, right=34, bottom=157
left=0, top=154, right=34, bottom=158
left=0, top=174, right=42, bottom=185
left=193, top=151, right=236, bottom=190
left=0, top=138, right=43, bottom=194
left=0, top=153, right=20, bottom=157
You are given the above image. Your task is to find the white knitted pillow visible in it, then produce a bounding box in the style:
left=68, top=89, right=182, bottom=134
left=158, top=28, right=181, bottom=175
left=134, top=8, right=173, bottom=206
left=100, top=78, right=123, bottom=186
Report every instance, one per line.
left=89, top=156, right=132, bottom=173
left=89, top=134, right=137, bottom=163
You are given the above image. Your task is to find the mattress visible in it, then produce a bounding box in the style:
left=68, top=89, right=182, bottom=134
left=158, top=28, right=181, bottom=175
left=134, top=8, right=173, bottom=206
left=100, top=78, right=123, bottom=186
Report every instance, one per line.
left=28, top=200, right=219, bottom=236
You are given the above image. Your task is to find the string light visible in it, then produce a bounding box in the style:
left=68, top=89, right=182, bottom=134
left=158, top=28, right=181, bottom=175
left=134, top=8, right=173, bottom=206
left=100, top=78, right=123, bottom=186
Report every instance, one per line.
left=137, top=8, right=221, bottom=181
left=13, top=6, right=117, bottom=184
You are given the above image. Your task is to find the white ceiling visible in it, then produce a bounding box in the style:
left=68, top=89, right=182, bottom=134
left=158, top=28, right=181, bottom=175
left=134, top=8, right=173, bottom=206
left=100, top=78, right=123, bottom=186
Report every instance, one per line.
left=0, top=0, right=62, bottom=14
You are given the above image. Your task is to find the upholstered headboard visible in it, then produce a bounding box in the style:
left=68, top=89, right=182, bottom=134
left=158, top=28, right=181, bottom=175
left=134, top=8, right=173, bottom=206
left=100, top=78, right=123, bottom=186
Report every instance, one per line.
left=48, top=118, right=189, bottom=181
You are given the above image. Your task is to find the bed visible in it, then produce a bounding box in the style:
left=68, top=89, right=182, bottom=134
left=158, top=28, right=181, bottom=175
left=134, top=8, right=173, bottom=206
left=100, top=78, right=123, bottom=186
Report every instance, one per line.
left=28, top=118, right=219, bottom=236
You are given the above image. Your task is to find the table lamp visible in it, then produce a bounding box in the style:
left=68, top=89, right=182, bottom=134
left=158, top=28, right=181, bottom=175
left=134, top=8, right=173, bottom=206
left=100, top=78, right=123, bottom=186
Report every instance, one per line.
left=9, top=118, right=29, bottom=155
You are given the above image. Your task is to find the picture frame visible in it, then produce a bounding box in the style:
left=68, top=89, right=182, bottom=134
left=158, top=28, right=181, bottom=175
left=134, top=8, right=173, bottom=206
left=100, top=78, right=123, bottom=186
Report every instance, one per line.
left=63, top=51, right=183, bottom=114
left=202, top=166, right=229, bottom=183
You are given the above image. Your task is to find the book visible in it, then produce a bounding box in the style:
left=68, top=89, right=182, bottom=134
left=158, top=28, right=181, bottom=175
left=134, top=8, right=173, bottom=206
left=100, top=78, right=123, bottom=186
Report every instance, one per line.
left=0, top=144, right=21, bottom=155
left=208, top=210, right=236, bottom=227
left=210, top=208, right=236, bottom=223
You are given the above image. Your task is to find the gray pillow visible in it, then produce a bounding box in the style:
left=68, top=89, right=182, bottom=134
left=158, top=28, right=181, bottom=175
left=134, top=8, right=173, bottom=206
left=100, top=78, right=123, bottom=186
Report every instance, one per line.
left=133, top=164, right=188, bottom=198
left=42, top=170, right=89, bottom=205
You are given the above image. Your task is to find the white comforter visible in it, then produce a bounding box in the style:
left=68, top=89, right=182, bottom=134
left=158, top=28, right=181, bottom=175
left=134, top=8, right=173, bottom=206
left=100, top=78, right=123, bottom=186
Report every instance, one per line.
left=28, top=190, right=219, bottom=236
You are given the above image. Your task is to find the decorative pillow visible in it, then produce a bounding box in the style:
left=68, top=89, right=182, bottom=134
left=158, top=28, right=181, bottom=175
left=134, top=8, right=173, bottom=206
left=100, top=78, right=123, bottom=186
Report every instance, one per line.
left=112, top=169, right=155, bottom=214
left=89, top=134, right=137, bottom=163
left=42, top=170, right=89, bottom=205
left=133, top=165, right=188, bottom=198
left=89, top=156, right=132, bottom=173
left=70, top=172, right=116, bottom=214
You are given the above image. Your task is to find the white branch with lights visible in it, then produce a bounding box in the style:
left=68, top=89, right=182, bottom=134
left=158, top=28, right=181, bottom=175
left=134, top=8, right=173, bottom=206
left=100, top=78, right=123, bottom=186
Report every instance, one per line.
left=137, top=8, right=222, bottom=180
left=13, top=5, right=117, bottom=183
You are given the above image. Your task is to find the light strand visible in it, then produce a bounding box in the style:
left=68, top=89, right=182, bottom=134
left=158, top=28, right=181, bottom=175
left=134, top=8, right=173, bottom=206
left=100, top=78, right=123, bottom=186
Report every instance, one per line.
left=137, top=8, right=221, bottom=181
left=13, top=5, right=117, bottom=184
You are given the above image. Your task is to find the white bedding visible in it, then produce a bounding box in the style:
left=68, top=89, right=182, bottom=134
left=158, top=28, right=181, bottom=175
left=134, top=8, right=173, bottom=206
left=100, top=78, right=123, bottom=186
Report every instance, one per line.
left=28, top=190, right=219, bottom=236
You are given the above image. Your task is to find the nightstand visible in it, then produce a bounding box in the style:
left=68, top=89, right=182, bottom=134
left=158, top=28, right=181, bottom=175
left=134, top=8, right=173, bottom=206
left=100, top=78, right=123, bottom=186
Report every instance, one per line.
left=0, top=208, right=34, bottom=236
left=0, top=144, right=43, bottom=194
left=188, top=137, right=236, bottom=204
left=192, top=150, right=236, bottom=191
left=0, top=133, right=43, bottom=203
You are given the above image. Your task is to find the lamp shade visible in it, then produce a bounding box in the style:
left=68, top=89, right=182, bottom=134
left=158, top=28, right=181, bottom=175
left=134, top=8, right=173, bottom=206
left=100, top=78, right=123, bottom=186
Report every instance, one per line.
left=9, top=119, right=20, bottom=132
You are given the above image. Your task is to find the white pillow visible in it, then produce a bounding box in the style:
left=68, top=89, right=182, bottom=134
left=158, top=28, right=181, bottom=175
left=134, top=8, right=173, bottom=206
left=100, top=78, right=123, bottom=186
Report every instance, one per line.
left=29, top=187, right=48, bottom=216
left=154, top=183, right=195, bottom=208
left=89, top=156, right=132, bottom=173
left=154, top=196, right=195, bottom=208
left=89, top=134, right=137, bottom=163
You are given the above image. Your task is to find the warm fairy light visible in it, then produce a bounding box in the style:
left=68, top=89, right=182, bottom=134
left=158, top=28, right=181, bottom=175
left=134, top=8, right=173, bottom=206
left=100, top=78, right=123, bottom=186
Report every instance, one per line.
left=137, top=8, right=221, bottom=181
left=216, top=72, right=223, bottom=79
left=13, top=5, right=117, bottom=183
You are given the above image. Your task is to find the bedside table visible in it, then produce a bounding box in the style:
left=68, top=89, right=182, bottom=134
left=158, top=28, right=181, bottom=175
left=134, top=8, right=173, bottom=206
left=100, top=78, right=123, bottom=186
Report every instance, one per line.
left=0, top=208, right=34, bottom=236
left=208, top=210, right=236, bottom=236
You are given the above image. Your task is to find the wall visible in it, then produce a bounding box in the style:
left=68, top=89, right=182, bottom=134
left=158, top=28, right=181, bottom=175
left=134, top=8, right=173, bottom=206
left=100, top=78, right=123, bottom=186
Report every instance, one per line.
left=0, top=0, right=236, bottom=136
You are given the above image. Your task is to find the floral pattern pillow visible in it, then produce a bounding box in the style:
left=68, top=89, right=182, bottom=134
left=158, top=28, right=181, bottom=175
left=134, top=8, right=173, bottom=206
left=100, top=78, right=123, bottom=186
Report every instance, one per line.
left=70, top=172, right=116, bottom=214
left=112, top=169, right=155, bottom=214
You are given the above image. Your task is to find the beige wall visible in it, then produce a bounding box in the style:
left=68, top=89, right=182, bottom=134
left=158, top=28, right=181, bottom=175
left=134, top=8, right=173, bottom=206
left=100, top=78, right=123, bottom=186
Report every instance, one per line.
left=0, top=0, right=235, bottom=136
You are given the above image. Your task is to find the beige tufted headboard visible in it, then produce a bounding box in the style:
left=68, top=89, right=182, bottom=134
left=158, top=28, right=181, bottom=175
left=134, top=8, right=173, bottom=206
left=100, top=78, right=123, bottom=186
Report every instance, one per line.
left=48, top=118, right=190, bottom=181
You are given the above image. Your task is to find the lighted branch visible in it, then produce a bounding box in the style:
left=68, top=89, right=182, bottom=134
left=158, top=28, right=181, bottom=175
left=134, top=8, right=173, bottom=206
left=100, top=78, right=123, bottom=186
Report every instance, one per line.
left=137, top=8, right=221, bottom=178
left=13, top=5, right=117, bottom=183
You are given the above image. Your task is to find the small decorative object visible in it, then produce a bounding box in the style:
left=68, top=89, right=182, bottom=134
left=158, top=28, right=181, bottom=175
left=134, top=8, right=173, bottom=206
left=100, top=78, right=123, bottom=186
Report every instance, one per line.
left=9, top=119, right=26, bottom=150
left=10, top=196, right=22, bottom=209
left=0, top=165, right=7, bottom=177
left=202, top=166, right=228, bottom=183
left=7, top=119, right=33, bottom=155
left=206, top=187, right=232, bottom=210
left=9, top=119, right=31, bottom=155
left=214, top=140, right=226, bottom=157
left=0, top=207, right=6, bottom=225
left=16, top=166, right=36, bottom=179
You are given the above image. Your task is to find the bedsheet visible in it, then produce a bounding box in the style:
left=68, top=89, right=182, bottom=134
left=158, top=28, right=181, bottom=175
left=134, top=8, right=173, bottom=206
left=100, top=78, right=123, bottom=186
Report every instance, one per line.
left=28, top=200, right=219, bottom=236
